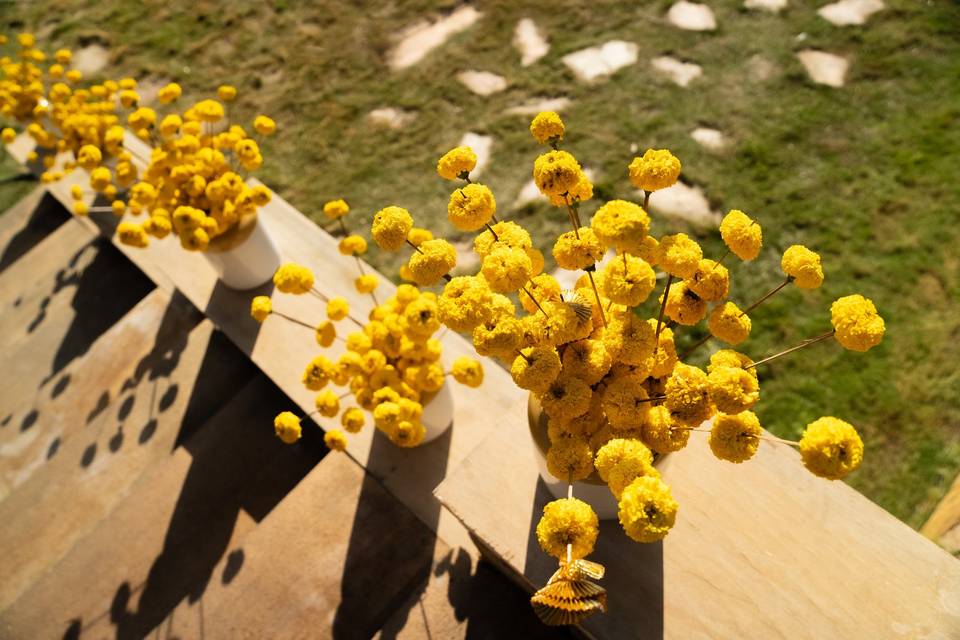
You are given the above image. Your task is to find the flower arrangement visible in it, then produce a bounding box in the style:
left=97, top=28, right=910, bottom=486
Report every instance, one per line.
left=253, top=203, right=485, bottom=452
left=359, top=111, right=884, bottom=626
left=1, top=32, right=277, bottom=254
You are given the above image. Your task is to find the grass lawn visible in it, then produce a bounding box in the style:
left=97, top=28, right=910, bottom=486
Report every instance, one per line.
left=4, top=0, right=959, bottom=529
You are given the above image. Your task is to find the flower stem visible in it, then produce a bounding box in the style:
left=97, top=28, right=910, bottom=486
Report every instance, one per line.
left=515, top=349, right=533, bottom=364
left=711, top=247, right=731, bottom=271
left=643, top=190, right=651, bottom=210
left=586, top=270, right=607, bottom=327
left=484, top=222, right=499, bottom=242
left=745, top=329, right=836, bottom=369
left=271, top=311, right=316, bottom=332
left=653, top=274, right=674, bottom=355
left=521, top=284, right=550, bottom=319
left=679, top=332, right=712, bottom=360
left=739, top=277, right=792, bottom=317
left=677, top=426, right=799, bottom=447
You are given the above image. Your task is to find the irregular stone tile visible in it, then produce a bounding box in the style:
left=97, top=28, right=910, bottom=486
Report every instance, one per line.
left=513, top=18, right=550, bottom=67
left=667, top=1, right=717, bottom=31
left=388, top=6, right=482, bottom=70
left=71, top=44, right=109, bottom=75
left=744, top=0, right=788, bottom=12
left=796, top=50, right=849, bottom=87
left=456, top=70, right=508, bottom=96
left=818, top=0, right=884, bottom=26
left=645, top=182, right=721, bottom=228
left=562, top=40, right=639, bottom=83
left=690, top=127, right=730, bottom=153
left=458, top=132, right=493, bottom=177
left=503, top=97, right=571, bottom=116
left=651, top=56, right=703, bottom=87
left=367, top=107, right=417, bottom=130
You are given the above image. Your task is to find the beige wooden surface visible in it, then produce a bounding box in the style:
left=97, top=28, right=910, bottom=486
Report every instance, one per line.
left=923, top=473, right=960, bottom=556
left=435, top=410, right=960, bottom=639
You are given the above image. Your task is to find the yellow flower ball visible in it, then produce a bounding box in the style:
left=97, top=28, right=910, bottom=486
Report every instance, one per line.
left=73, top=201, right=89, bottom=216
left=687, top=259, right=729, bottom=301
left=541, top=299, right=593, bottom=347
left=158, top=83, right=182, bottom=104
left=341, top=408, right=366, bottom=433
left=217, top=85, right=237, bottom=102
left=601, top=373, right=650, bottom=430
left=657, top=233, right=703, bottom=279
left=664, top=363, right=714, bottom=427
left=552, top=227, right=604, bottom=271
left=401, top=297, right=441, bottom=339
left=472, top=316, right=523, bottom=359
left=355, top=274, right=379, bottom=294
left=601, top=254, right=656, bottom=306
left=274, top=411, right=302, bottom=444
left=594, top=438, right=653, bottom=483
left=548, top=170, right=593, bottom=207
left=447, top=183, right=496, bottom=231
left=117, top=221, right=149, bottom=248
left=451, top=356, right=484, bottom=388
left=533, top=150, right=582, bottom=198
left=438, top=276, right=494, bottom=332
left=1, top=127, right=16, bottom=144
left=618, top=475, right=678, bottom=542
left=663, top=281, right=707, bottom=326
left=541, top=376, right=593, bottom=422
left=781, top=245, right=824, bottom=289
left=709, top=411, right=762, bottom=463
left=708, top=366, right=759, bottom=414
left=529, top=110, right=565, bottom=145
left=408, top=239, right=457, bottom=286
left=324, top=429, right=348, bottom=452
left=273, top=263, right=315, bottom=294
left=591, top=199, right=650, bottom=253
left=322, top=297, right=348, bottom=321
left=474, top=220, right=532, bottom=257
left=535, top=497, right=598, bottom=560
left=437, top=146, right=477, bottom=181
left=371, top=206, right=413, bottom=251
left=628, top=149, right=681, bottom=192
left=561, top=338, right=612, bottom=385
left=511, top=347, right=561, bottom=395
left=830, top=294, right=885, bottom=352
left=324, top=198, right=349, bottom=220
left=390, top=420, right=426, bottom=448
left=481, top=246, right=532, bottom=293
left=546, top=437, right=595, bottom=482
left=194, top=99, right=225, bottom=122
left=799, top=417, right=864, bottom=480
left=337, top=235, right=367, bottom=257
left=521, top=273, right=562, bottom=314
left=254, top=115, right=277, bottom=135
left=708, top=302, right=751, bottom=345
left=76, top=144, right=102, bottom=171
left=720, top=209, right=762, bottom=261
left=302, top=355, right=334, bottom=391
left=708, top=349, right=757, bottom=379
left=250, top=295, right=272, bottom=322
left=641, top=405, right=690, bottom=454
left=407, top=227, right=434, bottom=247
left=316, top=320, right=336, bottom=347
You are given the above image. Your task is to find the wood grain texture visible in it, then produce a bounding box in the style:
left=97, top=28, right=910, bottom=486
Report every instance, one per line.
left=923, top=473, right=960, bottom=556
left=436, top=418, right=960, bottom=639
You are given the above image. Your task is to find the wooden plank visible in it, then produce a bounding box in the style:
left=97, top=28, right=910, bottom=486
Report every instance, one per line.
left=435, top=419, right=960, bottom=639
left=0, top=186, right=70, bottom=273
left=0, top=289, right=193, bottom=500
left=0, top=373, right=325, bottom=638
left=923, top=473, right=960, bottom=556
left=0, top=316, right=251, bottom=611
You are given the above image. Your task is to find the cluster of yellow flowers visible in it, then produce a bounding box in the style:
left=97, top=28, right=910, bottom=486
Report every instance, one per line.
left=0, top=33, right=278, bottom=253
left=356, top=111, right=884, bottom=619
left=256, top=202, right=483, bottom=453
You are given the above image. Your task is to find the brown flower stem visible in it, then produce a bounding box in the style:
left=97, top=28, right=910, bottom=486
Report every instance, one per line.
left=490, top=212, right=499, bottom=223
left=515, top=349, right=533, bottom=364
left=271, top=311, right=317, bottom=332
left=484, top=223, right=499, bottom=242
left=406, top=238, right=425, bottom=255
left=739, top=277, right=792, bottom=317
left=653, top=274, right=674, bottom=355
left=643, top=190, right=651, bottom=210
left=586, top=270, right=607, bottom=327
left=679, top=333, right=712, bottom=360
left=622, top=251, right=629, bottom=271
left=339, top=391, right=352, bottom=399
left=521, top=284, right=550, bottom=319
left=635, top=395, right=667, bottom=403
left=337, top=218, right=350, bottom=235
left=745, top=329, right=836, bottom=369
left=351, top=256, right=379, bottom=305
left=309, top=288, right=330, bottom=302
left=676, top=426, right=799, bottom=447
left=564, top=200, right=581, bottom=239
left=711, top=247, right=732, bottom=271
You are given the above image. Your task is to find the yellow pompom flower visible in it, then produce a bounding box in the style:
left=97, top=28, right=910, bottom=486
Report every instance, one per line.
left=602, top=373, right=650, bottom=430
left=535, top=498, right=598, bottom=560
left=720, top=210, right=762, bottom=261
left=451, top=356, right=484, bottom=388
left=390, top=420, right=427, bottom=448
left=561, top=339, right=612, bottom=385
left=664, top=363, right=714, bottom=427
left=438, top=276, right=494, bottom=332
left=355, top=274, right=379, bottom=294
left=541, top=299, right=593, bottom=347
left=315, top=390, right=341, bottom=418
left=338, top=235, right=367, bottom=256
left=447, top=183, right=496, bottom=231
left=618, top=476, right=678, bottom=542
left=117, top=222, right=149, bottom=248
left=402, top=297, right=441, bottom=338
left=709, top=411, right=762, bottom=463
left=73, top=201, right=89, bottom=216
left=601, top=254, right=656, bottom=306
left=341, top=408, right=366, bottom=433
left=274, top=411, right=302, bottom=444
left=324, top=429, right=348, bottom=452
left=481, top=246, right=532, bottom=293
left=552, top=227, right=604, bottom=271
left=541, top=376, right=593, bottom=422
left=591, top=200, right=650, bottom=253
left=799, top=417, right=864, bottom=480
left=194, top=99, right=225, bottom=122
left=521, top=273, right=562, bottom=314
left=371, top=206, right=413, bottom=251
left=708, top=302, right=751, bottom=345
left=326, top=297, right=350, bottom=321
left=781, top=245, right=824, bottom=289
left=408, top=238, right=457, bottom=285
left=687, top=259, right=729, bottom=301
left=407, top=227, right=434, bottom=247
left=533, top=150, right=582, bottom=198
left=323, top=198, right=349, bottom=220
left=273, top=263, right=315, bottom=294
left=830, top=294, right=885, bottom=352
left=511, top=347, right=562, bottom=395
left=437, top=146, right=477, bottom=180
left=529, top=111, right=565, bottom=145
left=707, top=366, right=759, bottom=414
left=474, top=220, right=532, bottom=257
left=642, top=405, right=690, bottom=454
left=663, top=282, right=707, bottom=326
left=473, top=316, right=523, bottom=358
left=254, top=115, right=277, bottom=135
left=548, top=169, right=593, bottom=207
left=546, top=437, right=595, bottom=482
left=302, top=355, right=334, bottom=391
left=158, top=83, right=182, bottom=104
left=144, top=216, right=172, bottom=239
left=315, top=320, right=336, bottom=347
left=250, top=296, right=272, bottom=322
left=656, top=233, right=703, bottom=279
left=594, top=438, right=653, bottom=483
left=70, top=185, right=84, bottom=201
left=628, top=149, right=681, bottom=192
left=76, top=144, right=102, bottom=171
left=1, top=128, right=16, bottom=144
left=217, top=85, right=238, bottom=102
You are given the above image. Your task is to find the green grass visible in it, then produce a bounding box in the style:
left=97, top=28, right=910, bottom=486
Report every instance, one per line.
left=6, top=0, right=960, bottom=528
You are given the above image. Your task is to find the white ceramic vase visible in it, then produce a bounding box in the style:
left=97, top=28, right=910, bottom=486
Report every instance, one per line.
left=420, top=381, right=454, bottom=444
left=203, top=215, right=282, bottom=290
